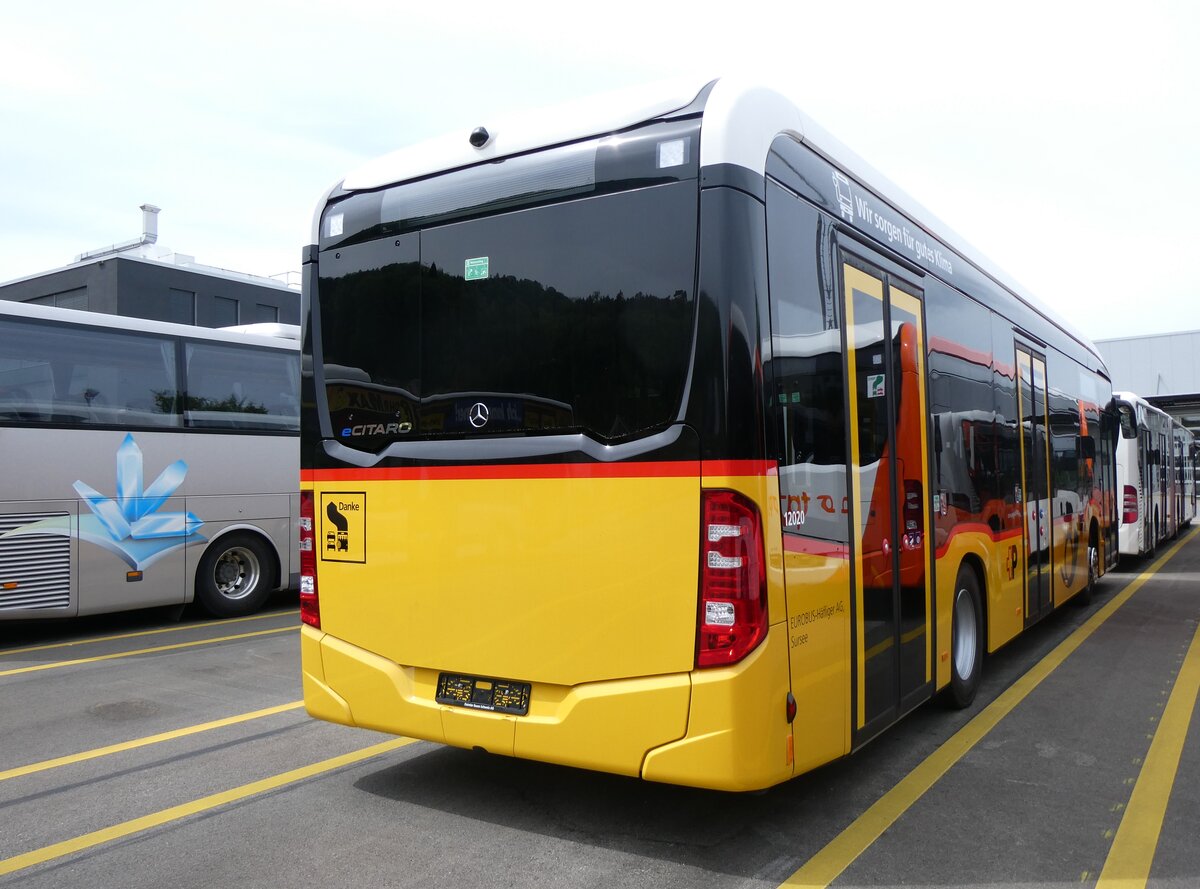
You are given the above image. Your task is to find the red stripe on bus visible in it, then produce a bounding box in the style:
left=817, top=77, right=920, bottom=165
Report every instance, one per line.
left=934, top=522, right=1023, bottom=558
left=928, top=335, right=991, bottom=370
left=702, top=459, right=777, bottom=477
left=301, top=462, right=695, bottom=482
left=782, top=535, right=850, bottom=559
left=301, top=459, right=776, bottom=483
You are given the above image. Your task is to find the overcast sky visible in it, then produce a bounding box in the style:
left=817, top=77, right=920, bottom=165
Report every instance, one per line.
left=2, top=1, right=1196, bottom=341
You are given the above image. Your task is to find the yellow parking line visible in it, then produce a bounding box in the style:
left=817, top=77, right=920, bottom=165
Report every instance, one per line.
left=780, top=527, right=1199, bottom=889
left=0, top=609, right=300, bottom=658
left=0, top=701, right=305, bottom=782
left=0, top=626, right=298, bottom=677
left=0, top=737, right=416, bottom=877
left=1096, top=612, right=1200, bottom=888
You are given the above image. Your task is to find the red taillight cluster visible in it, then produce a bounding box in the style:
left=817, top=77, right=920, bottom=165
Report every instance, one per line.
left=1122, top=485, right=1138, bottom=525
left=299, top=491, right=320, bottom=628
left=697, top=490, right=767, bottom=668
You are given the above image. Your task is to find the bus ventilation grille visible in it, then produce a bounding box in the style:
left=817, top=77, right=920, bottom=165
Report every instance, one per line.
left=0, top=513, right=71, bottom=612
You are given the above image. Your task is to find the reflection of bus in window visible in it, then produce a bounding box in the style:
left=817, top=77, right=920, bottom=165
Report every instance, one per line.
left=0, top=300, right=300, bottom=620
left=298, top=78, right=1116, bottom=791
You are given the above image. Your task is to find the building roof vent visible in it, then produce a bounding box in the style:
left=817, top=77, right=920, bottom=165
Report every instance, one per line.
left=76, top=203, right=162, bottom=262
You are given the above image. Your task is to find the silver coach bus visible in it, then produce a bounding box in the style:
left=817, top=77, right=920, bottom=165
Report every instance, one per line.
left=0, top=300, right=299, bottom=620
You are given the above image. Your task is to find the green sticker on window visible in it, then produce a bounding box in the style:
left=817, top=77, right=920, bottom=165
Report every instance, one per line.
left=465, top=256, right=489, bottom=281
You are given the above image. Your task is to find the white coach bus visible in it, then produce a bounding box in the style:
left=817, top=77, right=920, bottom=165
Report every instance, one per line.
left=0, top=300, right=299, bottom=619
left=1114, top=390, right=1191, bottom=557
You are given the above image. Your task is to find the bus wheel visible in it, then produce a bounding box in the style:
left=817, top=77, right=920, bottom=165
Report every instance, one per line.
left=1078, top=532, right=1099, bottom=606
left=945, top=566, right=983, bottom=709
left=196, top=533, right=276, bottom=618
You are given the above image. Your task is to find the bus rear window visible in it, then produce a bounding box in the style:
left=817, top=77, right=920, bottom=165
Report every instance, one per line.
left=318, top=181, right=698, bottom=445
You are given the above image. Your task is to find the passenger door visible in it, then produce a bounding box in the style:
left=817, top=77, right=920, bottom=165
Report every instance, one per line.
left=843, top=256, right=933, bottom=738
left=1016, top=346, right=1053, bottom=624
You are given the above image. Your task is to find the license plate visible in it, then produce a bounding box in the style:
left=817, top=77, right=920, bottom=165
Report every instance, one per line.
left=436, top=673, right=530, bottom=716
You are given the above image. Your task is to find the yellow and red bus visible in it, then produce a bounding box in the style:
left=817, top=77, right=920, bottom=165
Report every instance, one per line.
left=298, top=78, right=1117, bottom=791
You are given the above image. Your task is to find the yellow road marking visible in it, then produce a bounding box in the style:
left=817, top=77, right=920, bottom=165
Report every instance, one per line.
left=0, top=737, right=416, bottom=877
left=0, top=701, right=305, bottom=782
left=1095, top=610, right=1200, bottom=888
left=0, top=609, right=299, bottom=658
left=0, top=626, right=297, bottom=677
left=780, top=526, right=1199, bottom=888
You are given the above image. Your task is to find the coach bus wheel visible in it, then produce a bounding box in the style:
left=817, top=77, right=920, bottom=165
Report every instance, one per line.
left=945, top=566, right=983, bottom=709
left=196, top=533, right=276, bottom=618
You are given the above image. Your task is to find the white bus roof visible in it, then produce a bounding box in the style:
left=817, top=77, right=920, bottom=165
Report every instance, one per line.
left=219, top=322, right=301, bottom=341
left=327, top=76, right=1101, bottom=367
left=0, top=299, right=299, bottom=350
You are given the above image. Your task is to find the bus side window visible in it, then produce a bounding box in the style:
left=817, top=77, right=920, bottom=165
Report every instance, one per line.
left=185, top=341, right=299, bottom=431
left=765, top=179, right=848, bottom=543
left=0, top=321, right=52, bottom=421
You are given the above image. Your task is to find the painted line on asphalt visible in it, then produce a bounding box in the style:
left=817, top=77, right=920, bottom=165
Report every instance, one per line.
left=0, top=626, right=298, bottom=677
left=0, top=737, right=416, bottom=877
left=0, top=609, right=299, bottom=658
left=1095, top=607, right=1200, bottom=888
left=779, top=526, right=1199, bottom=889
left=0, top=701, right=305, bottom=782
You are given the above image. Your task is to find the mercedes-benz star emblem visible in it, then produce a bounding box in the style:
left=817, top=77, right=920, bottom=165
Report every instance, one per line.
left=469, top=402, right=489, bottom=428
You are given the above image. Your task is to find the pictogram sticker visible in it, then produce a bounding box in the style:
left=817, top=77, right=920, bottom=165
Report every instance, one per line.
left=320, top=492, right=366, bottom=563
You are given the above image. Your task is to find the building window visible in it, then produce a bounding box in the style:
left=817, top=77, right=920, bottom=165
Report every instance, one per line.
left=29, top=287, right=88, bottom=310
left=254, top=303, right=279, bottom=323
left=166, top=288, right=196, bottom=324
left=213, top=296, right=239, bottom=327
left=143, top=288, right=195, bottom=325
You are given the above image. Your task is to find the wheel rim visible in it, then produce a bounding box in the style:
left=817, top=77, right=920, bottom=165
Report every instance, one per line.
left=953, top=586, right=978, bottom=681
left=212, top=546, right=261, bottom=600
left=1088, top=543, right=1098, bottom=587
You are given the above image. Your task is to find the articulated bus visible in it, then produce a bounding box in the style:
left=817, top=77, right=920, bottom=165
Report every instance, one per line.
left=298, top=78, right=1117, bottom=791
left=0, top=301, right=300, bottom=620
left=1115, top=390, right=1194, bottom=556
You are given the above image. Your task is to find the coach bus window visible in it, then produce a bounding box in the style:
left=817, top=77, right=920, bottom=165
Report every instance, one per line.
left=0, top=317, right=179, bottom=427
left=184, top=342, right=300, bottom=432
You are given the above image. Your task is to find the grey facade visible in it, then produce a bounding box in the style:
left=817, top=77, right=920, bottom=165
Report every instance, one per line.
left=0, top=254, right=299, bottom=328
left=1096, top=331, right=1200, bottom=433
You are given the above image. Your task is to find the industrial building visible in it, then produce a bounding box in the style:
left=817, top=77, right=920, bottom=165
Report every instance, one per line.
left=1095, top=331, right=1200, bottom=435
left=0, top=204, right=299, bottom=327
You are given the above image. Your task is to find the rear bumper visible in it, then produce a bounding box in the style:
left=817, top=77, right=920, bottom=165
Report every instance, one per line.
left=301, top=621, right=794, bottom=791
left=1118, top=521, right=1141, bottom=556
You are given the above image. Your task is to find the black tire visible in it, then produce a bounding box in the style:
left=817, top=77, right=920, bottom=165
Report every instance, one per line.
left=195, top=533, right=276, bottom=618
left=945, top=565, right=983, bottom=709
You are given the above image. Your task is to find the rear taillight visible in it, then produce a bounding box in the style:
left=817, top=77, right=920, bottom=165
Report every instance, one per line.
left=299, top=491, right=320, bottom=628
left=697, top=490, right=767, bottom=668
left=1123, top=485, right=1138, bottom=525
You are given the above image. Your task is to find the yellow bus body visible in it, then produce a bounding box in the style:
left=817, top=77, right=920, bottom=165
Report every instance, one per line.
left=302, top=466, right=801, bottom=790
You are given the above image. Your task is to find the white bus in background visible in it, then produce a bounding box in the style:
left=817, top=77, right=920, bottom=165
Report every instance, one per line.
left=0, top=300, right=299, bottom=620
left=1114, top=390, right=1191, bottom=557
